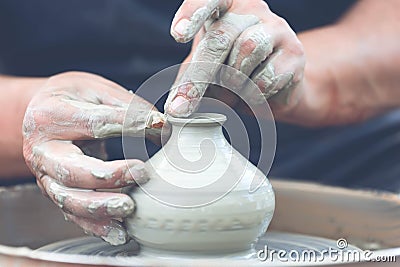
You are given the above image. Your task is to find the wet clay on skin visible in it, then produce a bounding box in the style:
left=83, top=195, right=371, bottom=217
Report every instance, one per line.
left=165, top=13, right=260, bottom=117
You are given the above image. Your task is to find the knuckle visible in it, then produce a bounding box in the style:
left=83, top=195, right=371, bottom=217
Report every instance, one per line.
left=239, top=38, right=257, bottom=56
left=273, top=16, right=289, bottom=28
left=289, top=39, right=305, bottom=58
left=204, top=30, right=232, bottom=52
left=23, top=102, right=54, bottom=139
left=25, top=105, right=55, bottom=137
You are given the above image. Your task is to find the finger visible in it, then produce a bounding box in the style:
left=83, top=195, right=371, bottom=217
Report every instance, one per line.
left=46, top=71, right=140, bottom=108
left=171, top=0, right=232, bottom=43
left=32, top=96, right=164, bottom=140
left=165, top=13, right=260, bottom=117
left=41, top=175, right=135, bottom=220
left=249, top=49, right=304, bottom=106
left=30, top=72, right=165, bottom=140
left=221, top=23, right=274, bottom=90
left=64, top=213, right=130, bottom=246
left=174, top=27, right=206, bottom=83
left=237, top=17, right=304, bottom=106
left=32, top=141, right=147, bottom=189
left=162, top=29, right=204, bottom=115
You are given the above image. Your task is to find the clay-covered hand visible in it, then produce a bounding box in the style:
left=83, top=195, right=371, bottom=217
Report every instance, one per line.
left=22, top=72, right=164, bottom=245
left=165, top=0, right=305, bottom=117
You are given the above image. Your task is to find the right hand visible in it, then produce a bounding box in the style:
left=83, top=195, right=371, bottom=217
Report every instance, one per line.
left=22, top=72, right=164, bottom=245
left=164, top=0, right=305, bottom=118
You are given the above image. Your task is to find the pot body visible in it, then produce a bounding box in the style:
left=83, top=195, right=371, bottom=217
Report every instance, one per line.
left=126, top=113, right=275, bottom=255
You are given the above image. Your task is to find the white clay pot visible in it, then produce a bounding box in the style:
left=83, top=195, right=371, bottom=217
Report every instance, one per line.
left=126, top=113, right=275, bottom=256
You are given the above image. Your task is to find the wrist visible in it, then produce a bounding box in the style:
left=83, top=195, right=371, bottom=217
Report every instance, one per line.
left=3, top=76, right=47, bottom=135
left=0, top=75, right=47, bottom=178
left=273, top=26, right=347, bottom=126
left=296, top=24, right=374, bottom=125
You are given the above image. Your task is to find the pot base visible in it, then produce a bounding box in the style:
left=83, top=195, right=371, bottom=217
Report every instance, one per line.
left=37, top=231, right=360, bottom=264
left=139, top=246, right=255, bottom=260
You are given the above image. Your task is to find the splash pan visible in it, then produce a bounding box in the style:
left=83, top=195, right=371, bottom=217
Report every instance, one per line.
left=0, top=180, right=399, bottom=266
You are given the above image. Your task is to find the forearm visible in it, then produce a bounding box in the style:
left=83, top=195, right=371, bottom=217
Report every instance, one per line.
left=276, top=0, right=400, bottom=126
left=0, top=75, right=46, bottom=178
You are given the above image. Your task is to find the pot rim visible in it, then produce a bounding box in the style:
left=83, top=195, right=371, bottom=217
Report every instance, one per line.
left=166, top=113, right=227, bottom=126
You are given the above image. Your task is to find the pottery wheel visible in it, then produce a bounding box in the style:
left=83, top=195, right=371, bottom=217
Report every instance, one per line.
left=36, top=231, right=360, bottom=266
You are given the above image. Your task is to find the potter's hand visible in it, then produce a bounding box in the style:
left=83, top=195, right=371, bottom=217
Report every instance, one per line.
left=165, top=0, right=305, bottom=117
left=22, top=72, right=164, bottom=245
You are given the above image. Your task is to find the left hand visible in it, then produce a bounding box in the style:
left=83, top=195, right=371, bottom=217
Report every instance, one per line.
left=22, top=72, right=164, bottom=245
left=165, top=0, right=305, bottom=117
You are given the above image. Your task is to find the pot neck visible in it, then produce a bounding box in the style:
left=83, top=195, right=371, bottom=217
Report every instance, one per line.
left=170, top=123, right=223, bottom=139
left=167, top=113, right=227, bottom=143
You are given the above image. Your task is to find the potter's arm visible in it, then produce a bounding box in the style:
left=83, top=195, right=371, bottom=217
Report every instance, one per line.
left=165, top=0, right=400, bottom=126
left=0, top=75, right=45, bottom=178
left=278, top=0, right=400, bottom=126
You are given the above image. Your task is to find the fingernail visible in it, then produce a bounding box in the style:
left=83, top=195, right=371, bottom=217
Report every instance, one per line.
left=167, top=96, right=191, bottom=117
left=102, top=224, right=129, bottom=246
left=173, top=18, right=190, bottom=37
left=126, top=163, right=149, bottom=184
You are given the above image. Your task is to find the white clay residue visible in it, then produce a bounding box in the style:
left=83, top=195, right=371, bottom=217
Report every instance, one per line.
left=191, top=13, right=260, bottom=63
left=106, top=197, right=134, bottom=216
left=22, top=108, right=36, bottom=138
left=49, top=182, right=69, bottom=209
left=127, top=163, right=148, bottom=185
left=230, top=29, right=273, bottom=75
left=145, top=110, right=165, bottom=129
left=55, top=164, right=71, bottom=182
left=166, top=13, right=261, bottom=117
left=101, top=224, right=128, bottom=246
left=91, top=123, right=123, bottom=139
left=262, top=72, right=294, bottom=99
left=87, top=201, right=104, bottom=214
left=91, top=169, right=113, bottom=180
left=63, top=98, right=164, bottom=138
